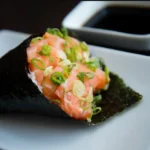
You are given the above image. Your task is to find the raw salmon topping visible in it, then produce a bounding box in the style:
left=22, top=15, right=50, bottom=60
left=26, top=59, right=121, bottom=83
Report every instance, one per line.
left=27, top=28, right=110, bottom=121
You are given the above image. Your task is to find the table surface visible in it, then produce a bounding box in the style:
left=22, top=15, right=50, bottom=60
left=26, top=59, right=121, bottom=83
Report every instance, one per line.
left=0, top=0, right=80, bottom=34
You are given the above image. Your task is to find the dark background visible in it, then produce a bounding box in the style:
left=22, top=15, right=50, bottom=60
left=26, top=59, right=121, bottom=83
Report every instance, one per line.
left=0, top=0, right=80, bottom=34
left=1, top=0, right=149, bottom=56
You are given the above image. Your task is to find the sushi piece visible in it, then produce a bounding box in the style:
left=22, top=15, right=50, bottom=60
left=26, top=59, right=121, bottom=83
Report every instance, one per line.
left=0, top=28, right=142, bottom=124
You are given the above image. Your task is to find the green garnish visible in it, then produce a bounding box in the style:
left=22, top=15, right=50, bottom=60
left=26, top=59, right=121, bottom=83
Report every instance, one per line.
left=80, top=42, right=88, bottom=51
left=68, top=63, right=76, bottom=72
left=70, top=47, right=77, bottom=62
left=105, top=67, right=110, bottom=83
left=60, top=59, right=71, bottom=66
left=44, top=66, right=53, bottom=76
left=31, top=58, right=46, bottom=70
left=63, top=67, right=69, bottom=78
left=64, top=47, right=77, bottom=62
left=62, top=63, right=76, bottom=78
left=87, top=117, right=92, bottom=122
left=85, top=58, right=100, bottom=71
left=85, top=72, right=94, bottom=79
left=50, top=72, right=65, bottom=85
left=93, top=95, right=102, bottom=104
left=51, top=99, right=61, bottom=105
left=77, top=72, right=85, bottom=82
left=61, top=27, right=68, bottom=38
left=31, top=37, right=43, bottom=43
left=38, top=44, right=51, bottom=56
left=47, top=28, right=63, bottom=38
left=64, top=48, right=72, bottom=59
left=76, top=51, right=82, bottom=61
left=77, top=72, right=94, bottom=82
left=73, top=80, right=85, bottom=98
left=46, top=27, right=69, bottom=39
left=93, top=107, right=102, bottom=115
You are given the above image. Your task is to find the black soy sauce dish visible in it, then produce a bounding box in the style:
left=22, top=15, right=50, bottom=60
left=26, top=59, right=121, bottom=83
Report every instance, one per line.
left=85, top=6, right=150, bottom=35
left=62, top=1, right=150, bottom=55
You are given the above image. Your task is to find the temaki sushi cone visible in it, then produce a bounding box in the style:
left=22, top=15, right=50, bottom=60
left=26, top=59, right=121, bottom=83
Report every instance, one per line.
left=0, top=34, right=67, bottom=117
left=0, top=28, right=142, bottom=124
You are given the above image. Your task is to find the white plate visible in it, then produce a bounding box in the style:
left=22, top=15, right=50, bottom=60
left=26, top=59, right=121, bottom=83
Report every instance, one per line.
left=0, top=30, right=150, bottom=150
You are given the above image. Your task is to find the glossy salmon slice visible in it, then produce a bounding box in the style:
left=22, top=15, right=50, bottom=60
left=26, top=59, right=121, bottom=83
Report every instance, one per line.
left=27, top=31, right=109, bottom=120
left=41, top=63, right=107, bottom=120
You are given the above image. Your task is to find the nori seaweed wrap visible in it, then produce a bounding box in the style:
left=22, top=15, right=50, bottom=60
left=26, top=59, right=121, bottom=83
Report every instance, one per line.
left=0, top=28, right=142, bottom=124
left=0, top=34, right=68, bottom=117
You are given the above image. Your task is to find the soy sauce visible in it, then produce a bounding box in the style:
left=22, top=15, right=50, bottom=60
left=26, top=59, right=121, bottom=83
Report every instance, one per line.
left=84, top=6, right=150, bottom=35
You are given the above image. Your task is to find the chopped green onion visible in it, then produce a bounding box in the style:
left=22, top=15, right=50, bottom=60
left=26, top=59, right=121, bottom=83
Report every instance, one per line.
left=64, top=48, right=72, bottom=59
left=64, top=47, right=77, bottom=62
left=70, top=47, right=77, bottom=62
left=105, top=67, right=110, bottom=83
left=57, top=50, right=67, bottom=60
left=83, top=51, right=90, bottom=62
left=85, top=58, right=100, bottom=71
left=93, top=95, right=102, bottom=104
left=31, top=58, right=46, bottom=70
left=62, top=63, right=76, bottom=78
left=85, top=72, right=94, bottom=79
left=38, top=44, right=51, bottom=56
left=83, top=106, right=89, bottom=111
left=63, top=67, right=69, bottom=78
left=67, top=64, right=76, bottom=73
left=77, top=72, right=85, bottom=82
left=51, top=99, right=61, bottom=105
left=47, top=28, right=63, bottom=38
left=44, top=66, right=53, bottom=76
left=86, top=87, right=93, bottom=103
left=73, top=80, right=85, bottom=98
left=31, top=37, right=43, bottom=43
left=77, top=72, right=94, bottom=82
left=87, top=117, right=92, bottom=122
left=61, top=27, right=68, bottom=38
left=65, top=45, right=81, bottom=62
left=50, top=72, right=65, bottom=85
left=59, top=59, right=71, bottom=67
left=80, top=42, right=88, bottom=51
left=76, top=52, right=82, bottom=61
left=93, top=107, right=101, bottom=115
